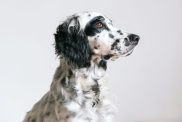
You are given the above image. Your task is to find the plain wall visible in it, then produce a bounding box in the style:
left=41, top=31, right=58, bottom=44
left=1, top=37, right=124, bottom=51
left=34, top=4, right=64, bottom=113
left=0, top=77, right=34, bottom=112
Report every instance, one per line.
left=0, top=0, right=182, bottom=122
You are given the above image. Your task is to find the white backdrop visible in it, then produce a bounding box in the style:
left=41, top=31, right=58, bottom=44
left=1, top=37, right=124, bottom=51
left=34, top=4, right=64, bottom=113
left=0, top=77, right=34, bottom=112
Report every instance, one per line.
left=0, top=0, right=182, bottom=122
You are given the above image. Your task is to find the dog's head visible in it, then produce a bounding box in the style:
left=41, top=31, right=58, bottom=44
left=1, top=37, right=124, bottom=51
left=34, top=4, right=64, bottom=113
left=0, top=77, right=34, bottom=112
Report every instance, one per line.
left=55, top=12, right=139, bottom=68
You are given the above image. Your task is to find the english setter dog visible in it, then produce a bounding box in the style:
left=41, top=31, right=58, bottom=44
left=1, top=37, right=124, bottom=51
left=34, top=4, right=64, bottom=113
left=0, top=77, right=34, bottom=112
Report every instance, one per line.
left=23, top=12, right=139, bottom=122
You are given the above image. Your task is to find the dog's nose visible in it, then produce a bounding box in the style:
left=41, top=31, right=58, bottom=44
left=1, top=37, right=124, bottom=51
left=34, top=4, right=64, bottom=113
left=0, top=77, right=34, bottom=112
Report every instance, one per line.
left=128, top=34, right=140, bottom=45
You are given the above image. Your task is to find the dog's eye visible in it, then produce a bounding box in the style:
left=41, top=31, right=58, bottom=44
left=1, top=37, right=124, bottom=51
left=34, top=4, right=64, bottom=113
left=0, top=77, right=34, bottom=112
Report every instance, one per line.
left=96, top=22, right=104, bottom=28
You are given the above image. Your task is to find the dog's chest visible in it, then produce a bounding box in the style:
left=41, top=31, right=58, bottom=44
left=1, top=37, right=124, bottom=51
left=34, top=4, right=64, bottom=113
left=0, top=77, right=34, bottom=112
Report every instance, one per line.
left=60, top=64, right=107, bottom=121
left=63, top=96, right=100, bottom=121
left=72, top=62, right=106, bottom=98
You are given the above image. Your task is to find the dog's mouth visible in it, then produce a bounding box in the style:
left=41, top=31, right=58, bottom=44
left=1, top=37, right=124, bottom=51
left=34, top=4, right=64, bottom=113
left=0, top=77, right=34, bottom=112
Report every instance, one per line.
left=102, top=44, right=137, bottom=60
left=119, top=44, right=138, bottom=56
left=121, top=48, right=134, bottom=56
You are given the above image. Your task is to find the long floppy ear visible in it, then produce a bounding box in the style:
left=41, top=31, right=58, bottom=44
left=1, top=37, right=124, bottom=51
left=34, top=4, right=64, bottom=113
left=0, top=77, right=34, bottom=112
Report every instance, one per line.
left=54, top=16, right=92, bottom=68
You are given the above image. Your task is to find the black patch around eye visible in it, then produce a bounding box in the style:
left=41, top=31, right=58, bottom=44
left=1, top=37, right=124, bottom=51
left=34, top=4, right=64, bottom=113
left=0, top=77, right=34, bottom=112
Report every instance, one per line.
left=85, top=16, right=109, bottom=36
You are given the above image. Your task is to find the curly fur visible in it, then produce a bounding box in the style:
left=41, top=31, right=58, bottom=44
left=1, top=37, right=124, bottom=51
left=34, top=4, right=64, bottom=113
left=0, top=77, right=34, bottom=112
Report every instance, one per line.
left=55, top=16, right=92, bottom=68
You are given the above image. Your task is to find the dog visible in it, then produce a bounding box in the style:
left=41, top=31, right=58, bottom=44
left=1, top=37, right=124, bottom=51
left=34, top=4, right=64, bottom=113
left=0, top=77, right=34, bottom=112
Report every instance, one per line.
left=23, top=12, right=139, bottom=122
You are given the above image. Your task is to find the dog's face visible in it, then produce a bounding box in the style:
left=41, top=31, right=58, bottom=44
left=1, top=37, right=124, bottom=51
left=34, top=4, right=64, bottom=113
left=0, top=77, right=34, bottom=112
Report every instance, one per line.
left=79, top=12, right=139, bottom=60
left=55, top=12, right=139, bottom=67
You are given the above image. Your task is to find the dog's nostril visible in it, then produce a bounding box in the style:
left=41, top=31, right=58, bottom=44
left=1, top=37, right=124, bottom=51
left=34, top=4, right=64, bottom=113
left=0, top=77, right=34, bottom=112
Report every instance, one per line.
left=134, top=35, right=140, bottom=42
left=128, top=34, right=140, bottom=42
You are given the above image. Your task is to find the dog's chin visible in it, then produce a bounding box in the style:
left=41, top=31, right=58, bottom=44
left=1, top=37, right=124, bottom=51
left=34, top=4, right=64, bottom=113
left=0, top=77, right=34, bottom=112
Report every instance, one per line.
left=108, top=48, right=135, bottom=61
left=101, top=45, right=137, bottom=61
left=119, top=44, right=138, bottom=57
left=121, top=48, right=134, bottom=57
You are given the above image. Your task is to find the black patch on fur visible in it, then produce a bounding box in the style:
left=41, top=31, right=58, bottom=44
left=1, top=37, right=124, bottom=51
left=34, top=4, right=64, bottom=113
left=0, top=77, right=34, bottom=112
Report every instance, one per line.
left=91, top=81, right=100, bottom=95
left=111, top=40, right=119, bottom=50
left=45, top=112, right=50, bottom=116
left=61, top=77, right=67, bottom=87
left=92, top=102, right=96, bottom=107
left=109, top=33, right=114, bottom=38
left=54, top=16, right=92, bottom=68
left=59, top=96, right=67, bottom=104
left=85, top=16, right=109, bottom=36
left=32, top=118, right=36, bottom=122
left=92, top=81, right=100, bottom=107
left=98, top=60, right=107, bottom=70
left=117, top=30, right=123, bottom=35
left=68, top=70, right=73, bottom=79
left=92, top=98, right=100, bottom=107
left=103, top=54, right=113, bottom=60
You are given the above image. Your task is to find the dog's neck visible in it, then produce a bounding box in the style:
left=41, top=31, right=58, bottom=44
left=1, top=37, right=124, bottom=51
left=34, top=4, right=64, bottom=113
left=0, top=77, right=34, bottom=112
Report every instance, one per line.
left=60, top=55, right=107, bottom=81
left=51, top=56, right=107, bottom=105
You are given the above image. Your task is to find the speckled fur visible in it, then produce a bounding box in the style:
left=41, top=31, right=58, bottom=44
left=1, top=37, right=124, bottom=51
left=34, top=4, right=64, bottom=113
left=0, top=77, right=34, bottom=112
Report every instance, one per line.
left=23, top=12, right=139, bottom=122
left=23, top=57, right=114, bottom=122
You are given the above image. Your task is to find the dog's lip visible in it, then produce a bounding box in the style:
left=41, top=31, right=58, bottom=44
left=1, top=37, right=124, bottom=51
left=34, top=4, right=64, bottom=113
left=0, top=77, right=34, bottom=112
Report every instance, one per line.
left=102, top=54, right=113, bottom=60
left=125, top=50, right=134, bottom=56
left=121, top=48, right=135, bottom=56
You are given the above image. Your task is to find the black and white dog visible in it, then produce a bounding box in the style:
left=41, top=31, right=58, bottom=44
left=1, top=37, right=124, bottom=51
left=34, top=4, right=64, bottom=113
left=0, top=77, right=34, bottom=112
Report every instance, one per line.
left=23, top=12, right=139, bottom=122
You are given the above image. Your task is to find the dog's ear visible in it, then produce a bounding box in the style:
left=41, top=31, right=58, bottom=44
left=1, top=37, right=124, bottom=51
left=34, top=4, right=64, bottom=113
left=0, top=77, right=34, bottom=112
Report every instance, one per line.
left=54, top=16, right=92, bottom=68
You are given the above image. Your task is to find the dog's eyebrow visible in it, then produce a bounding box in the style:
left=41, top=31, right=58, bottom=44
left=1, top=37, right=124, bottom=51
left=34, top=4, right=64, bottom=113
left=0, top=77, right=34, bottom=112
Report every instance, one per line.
left=85, top=16, right=110, bottom=36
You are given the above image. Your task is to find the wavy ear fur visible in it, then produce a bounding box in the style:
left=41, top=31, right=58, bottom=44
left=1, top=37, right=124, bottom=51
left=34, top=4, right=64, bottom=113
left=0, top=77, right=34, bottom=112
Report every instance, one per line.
left=54, top=16, right=92, bottom=68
